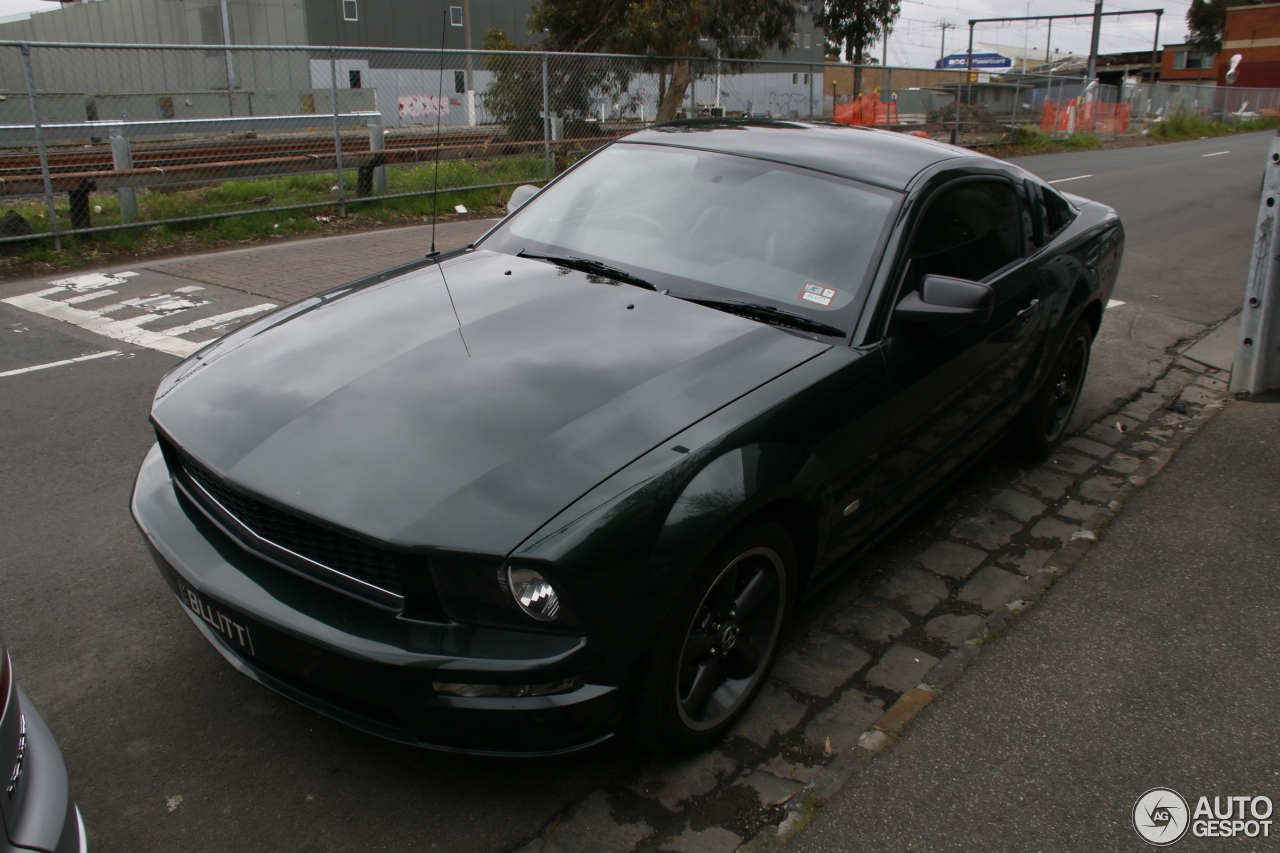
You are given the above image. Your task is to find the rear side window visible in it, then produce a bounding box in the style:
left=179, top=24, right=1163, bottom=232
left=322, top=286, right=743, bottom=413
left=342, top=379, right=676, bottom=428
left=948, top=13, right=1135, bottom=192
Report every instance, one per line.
left=1042, top=187, right=1076, bottom=238
left=905, top=180, right=1024, bottom=288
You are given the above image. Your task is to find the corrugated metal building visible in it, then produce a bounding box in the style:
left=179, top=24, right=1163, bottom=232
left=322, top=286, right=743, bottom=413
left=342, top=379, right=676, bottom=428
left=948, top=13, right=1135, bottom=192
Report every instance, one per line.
left=0, top=0, right=823, bottom=128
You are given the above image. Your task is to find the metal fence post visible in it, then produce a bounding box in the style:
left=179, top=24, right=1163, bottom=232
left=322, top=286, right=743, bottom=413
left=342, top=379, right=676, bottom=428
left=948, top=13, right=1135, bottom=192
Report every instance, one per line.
left=20, top=44, right=60, bottom=251
left=1230, top=134, right=1280, bottom=394
left=329, top=48, right=347, bottom=217
left=109, top=132, right=137, bottom=221
left=542, top=52, right=552, bottom=181
left=808, top=64, right=814, bottom=118
left=1012, top=76, right=1021, bottom=129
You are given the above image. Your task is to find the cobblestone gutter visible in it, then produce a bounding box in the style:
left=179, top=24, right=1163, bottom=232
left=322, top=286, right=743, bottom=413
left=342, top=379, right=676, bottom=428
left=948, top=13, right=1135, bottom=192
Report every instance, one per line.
left=507, top=356, right=1232, bottom=853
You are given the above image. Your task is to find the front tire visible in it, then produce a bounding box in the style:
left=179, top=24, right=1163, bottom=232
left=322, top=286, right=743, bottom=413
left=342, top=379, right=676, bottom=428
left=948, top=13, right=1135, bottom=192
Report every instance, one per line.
left=625, top=518, right=796, bottom=754
left=1010, top=318, right=1093, bottom=459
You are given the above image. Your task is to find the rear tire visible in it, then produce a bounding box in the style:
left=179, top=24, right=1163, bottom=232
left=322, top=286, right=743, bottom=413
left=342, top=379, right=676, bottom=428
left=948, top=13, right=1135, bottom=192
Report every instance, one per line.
left=1009, top=319, right=1093, bottom=460
left=624, top=518, right=796, bottom=754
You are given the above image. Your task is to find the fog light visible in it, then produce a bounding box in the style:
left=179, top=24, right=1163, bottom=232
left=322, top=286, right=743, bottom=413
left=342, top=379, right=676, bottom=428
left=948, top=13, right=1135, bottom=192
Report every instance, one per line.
left=507, top=567, right=561, bottom=622
left=432, top=678, right=578, bottom=698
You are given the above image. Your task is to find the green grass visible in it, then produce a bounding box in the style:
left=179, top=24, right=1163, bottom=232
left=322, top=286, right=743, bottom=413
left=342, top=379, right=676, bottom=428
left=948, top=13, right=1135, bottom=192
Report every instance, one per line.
left=1, top=155, right=545, bottom=266
left=1059, top=132, right=1100, bottom=150
left=994, top=126, right=1099, bottom=154
left=1150, top=109, right=1280, bottom=139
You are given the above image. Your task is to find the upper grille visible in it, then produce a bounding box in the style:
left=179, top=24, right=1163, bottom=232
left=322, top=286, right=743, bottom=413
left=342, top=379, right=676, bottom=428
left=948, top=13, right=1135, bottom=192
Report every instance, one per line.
left=168, top=441, right=405, bottom=601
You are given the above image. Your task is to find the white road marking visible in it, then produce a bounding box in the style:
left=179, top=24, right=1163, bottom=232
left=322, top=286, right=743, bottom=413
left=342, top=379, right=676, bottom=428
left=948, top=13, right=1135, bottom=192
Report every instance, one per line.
left=1049, top=174, right=1093, bottom=184
left=160, top=304, right=277, bottom=337
left=2, top=271, right=278, bottom=358
left=48, top=272, right=135, bottom=291
left=1202, top=151, right=1230, bottom=157
left=1108, top=299, right=1126, bottom=308
left=0, top=350, right=119, bottom=378
left=5, top=291, right=208, bottom=357
left=119, top=295, right=212, bottom=314
left=63, top=289, right=117, bottom=304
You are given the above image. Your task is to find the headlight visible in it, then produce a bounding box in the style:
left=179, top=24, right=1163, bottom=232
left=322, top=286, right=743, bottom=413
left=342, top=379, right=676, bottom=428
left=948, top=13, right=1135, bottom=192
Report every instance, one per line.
left=430, top=559, right=581, bottom=631
left=507, top=567, right=561, bottom=622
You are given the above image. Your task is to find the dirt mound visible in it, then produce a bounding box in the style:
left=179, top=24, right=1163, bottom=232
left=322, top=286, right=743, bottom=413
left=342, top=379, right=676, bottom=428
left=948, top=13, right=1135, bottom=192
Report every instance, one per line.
left=928, top=101, right=1004, bottom=130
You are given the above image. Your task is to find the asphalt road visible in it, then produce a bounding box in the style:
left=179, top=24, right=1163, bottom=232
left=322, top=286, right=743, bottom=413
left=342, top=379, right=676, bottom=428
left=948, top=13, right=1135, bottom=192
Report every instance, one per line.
left=0, top=132, right=1268, bottom=853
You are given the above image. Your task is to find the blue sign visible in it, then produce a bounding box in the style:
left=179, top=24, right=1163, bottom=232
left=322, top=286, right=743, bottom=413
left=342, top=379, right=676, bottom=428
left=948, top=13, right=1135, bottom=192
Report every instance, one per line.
left=936, top=53, right=1013, bottom=70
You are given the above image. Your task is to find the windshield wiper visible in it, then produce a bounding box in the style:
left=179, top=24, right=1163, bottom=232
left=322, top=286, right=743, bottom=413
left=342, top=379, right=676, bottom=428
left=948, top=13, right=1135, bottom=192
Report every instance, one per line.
left=685, top=297, right=847, bottom=338
left=516, top=251, right=657, bottom=291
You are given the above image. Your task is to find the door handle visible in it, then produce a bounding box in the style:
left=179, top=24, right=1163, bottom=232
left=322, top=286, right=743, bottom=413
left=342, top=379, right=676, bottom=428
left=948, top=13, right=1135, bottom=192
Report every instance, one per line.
left=1016, top=298, right=1040, bottom=319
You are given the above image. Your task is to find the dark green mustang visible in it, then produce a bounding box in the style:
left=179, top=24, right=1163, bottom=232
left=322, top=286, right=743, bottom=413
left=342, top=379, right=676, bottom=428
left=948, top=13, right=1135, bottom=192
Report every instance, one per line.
left=131, top=120, right=1123, bottom=756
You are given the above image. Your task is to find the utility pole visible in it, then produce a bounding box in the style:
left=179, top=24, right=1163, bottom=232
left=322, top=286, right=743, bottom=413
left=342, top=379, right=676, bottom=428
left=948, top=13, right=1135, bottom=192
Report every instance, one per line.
left=882, top=20, right=889, bottom=67
left=1087, top=0, right=1103, bottom=79
left=936, top=20, right=955, bottom=63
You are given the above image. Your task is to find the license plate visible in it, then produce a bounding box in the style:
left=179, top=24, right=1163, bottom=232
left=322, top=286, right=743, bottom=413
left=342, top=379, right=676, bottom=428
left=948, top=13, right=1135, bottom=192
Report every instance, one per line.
left=174, top=578, right=256, bottom=656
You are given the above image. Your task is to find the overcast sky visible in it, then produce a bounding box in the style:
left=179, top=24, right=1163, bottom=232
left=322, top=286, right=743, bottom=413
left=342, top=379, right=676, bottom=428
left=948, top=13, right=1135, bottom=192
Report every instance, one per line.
left=891, top=0, right=1193, bottom=67
left=0, top=0, right=1195, bottom=67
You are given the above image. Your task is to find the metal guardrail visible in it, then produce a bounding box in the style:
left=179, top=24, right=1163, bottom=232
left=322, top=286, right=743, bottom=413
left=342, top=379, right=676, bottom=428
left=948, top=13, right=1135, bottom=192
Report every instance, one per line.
left=0, top=112, right=382, bottom=143
left=1230, top=133, right=1280, bottom=394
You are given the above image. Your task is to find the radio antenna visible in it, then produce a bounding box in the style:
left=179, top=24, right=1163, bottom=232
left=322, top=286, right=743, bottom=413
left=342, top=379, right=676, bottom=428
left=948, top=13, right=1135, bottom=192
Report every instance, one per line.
left=430, top=10, right=447, bottom=254
left=430, top=7, right=469, bottom=356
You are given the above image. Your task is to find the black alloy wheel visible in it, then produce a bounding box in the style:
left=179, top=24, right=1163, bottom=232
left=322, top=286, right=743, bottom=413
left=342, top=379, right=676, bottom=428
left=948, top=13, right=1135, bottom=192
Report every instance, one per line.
left=676, top=545, right=786, bottom=732
left=1011, top=318, right=1094, bottom=459
left=1044, top=333, right=1089, bottom=441
left=626, top=519, right=796, bottom=753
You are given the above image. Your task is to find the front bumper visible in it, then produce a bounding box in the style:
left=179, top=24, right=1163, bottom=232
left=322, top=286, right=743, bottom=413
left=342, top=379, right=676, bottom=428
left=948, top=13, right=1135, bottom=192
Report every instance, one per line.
left=131, top=443, right=620, bottom=757
left=0, top=682, right=85, bottom=853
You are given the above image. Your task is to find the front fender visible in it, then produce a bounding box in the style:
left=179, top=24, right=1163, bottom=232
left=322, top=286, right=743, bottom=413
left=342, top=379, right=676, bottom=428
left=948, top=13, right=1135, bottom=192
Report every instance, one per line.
left=508, top=349, right=852, bottom=679
left=650, top=442, right=825, bottom=591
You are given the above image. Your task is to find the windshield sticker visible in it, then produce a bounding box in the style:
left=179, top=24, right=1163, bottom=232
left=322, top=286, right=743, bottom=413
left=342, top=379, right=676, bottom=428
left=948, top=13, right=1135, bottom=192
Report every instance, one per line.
left=801, top=283, right=837, bottom=307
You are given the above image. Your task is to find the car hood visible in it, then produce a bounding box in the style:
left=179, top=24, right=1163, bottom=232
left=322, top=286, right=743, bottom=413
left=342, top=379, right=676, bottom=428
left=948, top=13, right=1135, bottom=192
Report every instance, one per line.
left=152, top=250, right=829, bottom=555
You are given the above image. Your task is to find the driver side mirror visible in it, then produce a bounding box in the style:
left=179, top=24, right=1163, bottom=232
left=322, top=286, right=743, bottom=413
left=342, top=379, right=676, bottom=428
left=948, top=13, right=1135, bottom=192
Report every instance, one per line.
left=506, top=184, right=540, bottom=215
left=894, top=275, right=995, bottom=325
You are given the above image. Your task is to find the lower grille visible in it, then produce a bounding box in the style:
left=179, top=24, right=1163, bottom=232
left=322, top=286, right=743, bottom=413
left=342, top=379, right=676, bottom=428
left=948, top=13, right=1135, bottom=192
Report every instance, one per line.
left=162, top=437, right=406, bottom=606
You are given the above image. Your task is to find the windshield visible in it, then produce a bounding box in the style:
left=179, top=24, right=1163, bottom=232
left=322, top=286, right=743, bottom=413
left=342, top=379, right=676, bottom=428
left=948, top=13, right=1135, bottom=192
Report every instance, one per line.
left=480, top=143, right=899, bottom=331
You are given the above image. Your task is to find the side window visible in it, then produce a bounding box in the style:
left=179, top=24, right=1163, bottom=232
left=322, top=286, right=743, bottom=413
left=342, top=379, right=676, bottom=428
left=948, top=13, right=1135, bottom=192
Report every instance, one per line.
left=903, top=181, right=1024, bottom=293
left=1042, top=187, right=1076, bottom=238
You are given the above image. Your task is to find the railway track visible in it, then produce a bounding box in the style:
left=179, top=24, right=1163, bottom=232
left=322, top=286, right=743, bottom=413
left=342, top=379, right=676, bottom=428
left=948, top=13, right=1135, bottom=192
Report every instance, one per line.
left=0, top=128, right=502, bottom=177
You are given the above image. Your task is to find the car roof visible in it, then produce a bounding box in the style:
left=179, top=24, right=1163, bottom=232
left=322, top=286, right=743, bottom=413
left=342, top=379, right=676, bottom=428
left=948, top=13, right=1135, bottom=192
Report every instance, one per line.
left=620, top=119, right=974, bottom=192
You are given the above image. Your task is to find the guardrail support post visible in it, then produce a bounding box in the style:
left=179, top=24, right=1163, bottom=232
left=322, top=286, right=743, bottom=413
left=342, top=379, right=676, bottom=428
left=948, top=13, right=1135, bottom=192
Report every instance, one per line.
left=109, top=131, right=138, bottom=221
left=329, top=48, right=347, bottom=217
left=20, top=44, right=60, bottom=252
left=1230, top=134, right=1280, bottom=394
left=367, top=119, right=387, bottom=195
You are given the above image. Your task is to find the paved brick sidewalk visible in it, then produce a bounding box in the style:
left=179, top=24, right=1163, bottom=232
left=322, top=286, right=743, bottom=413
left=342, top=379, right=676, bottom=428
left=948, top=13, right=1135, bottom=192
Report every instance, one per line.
left=147, top=218, right=498, bottom=303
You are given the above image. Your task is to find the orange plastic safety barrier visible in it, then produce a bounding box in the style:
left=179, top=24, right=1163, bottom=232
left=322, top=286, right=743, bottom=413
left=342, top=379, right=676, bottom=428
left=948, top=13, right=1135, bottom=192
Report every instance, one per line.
left=833, top=93, right=899, bottom=126
left=1040, top=98, right=1130, bottom=135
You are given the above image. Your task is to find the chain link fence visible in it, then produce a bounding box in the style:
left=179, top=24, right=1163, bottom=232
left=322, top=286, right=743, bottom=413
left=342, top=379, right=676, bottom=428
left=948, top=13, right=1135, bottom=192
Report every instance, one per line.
left=2, top=40, right=1279, bottom=250
left=0, top=42, right=838, bottom=249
